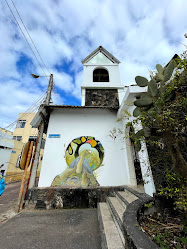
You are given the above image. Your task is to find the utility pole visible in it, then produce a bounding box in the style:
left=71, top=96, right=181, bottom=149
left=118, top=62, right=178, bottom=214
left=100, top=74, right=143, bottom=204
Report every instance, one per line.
left=29, top=74, right=53, bottom=189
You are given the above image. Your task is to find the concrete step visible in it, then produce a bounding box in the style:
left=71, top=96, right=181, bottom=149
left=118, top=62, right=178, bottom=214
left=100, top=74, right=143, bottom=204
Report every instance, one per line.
left=127, top=185, right=145, bottom=193
left=116, top=190, right=138, bottom=205
left=36, top=192, right=46, bottom=209
left=115, top=192, right=128, bottom=208
left=106, top=197, right=126, bottom=247
left=98, top=202, right=124, bottom=249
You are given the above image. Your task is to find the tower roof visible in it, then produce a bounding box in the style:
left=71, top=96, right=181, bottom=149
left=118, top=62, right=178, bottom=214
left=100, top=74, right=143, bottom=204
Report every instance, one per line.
left=81, top=46, right=121, bottom=64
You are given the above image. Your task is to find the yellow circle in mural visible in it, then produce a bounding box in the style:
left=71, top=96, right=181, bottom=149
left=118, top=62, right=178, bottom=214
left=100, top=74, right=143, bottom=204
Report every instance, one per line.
left=65, top=136, right=104, bottom=172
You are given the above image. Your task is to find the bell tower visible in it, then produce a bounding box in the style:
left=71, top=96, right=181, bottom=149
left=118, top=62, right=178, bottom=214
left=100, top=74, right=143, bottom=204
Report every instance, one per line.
left=81, top=46, right=125, bottom=107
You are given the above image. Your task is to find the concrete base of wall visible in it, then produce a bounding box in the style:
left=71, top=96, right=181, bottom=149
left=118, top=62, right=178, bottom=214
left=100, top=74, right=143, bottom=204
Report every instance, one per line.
left=24, top=186, right=126, bottom=210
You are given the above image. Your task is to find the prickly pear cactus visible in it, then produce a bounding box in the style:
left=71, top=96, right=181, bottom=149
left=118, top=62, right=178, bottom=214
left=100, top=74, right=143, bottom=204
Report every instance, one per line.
left=133, top=60, right=176, bottom=117
left=135, top=76, right=148, bottom=87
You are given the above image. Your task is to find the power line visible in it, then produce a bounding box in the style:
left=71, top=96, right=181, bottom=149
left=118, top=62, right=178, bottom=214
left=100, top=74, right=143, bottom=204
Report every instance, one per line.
left=6, top=0, right=56, bottom=98
left=10, top=0, right=51, bottom=75
left=3, top=0, right=54, bottom=131
left=6, top=94, right=45, bottom=127
left=4, top=92, right=46, bottom=129
left=4, top=0, right=48, bottom=77
left=1, top=1, right=55, bottom=142
left=0, top=91, right=47, bottom=141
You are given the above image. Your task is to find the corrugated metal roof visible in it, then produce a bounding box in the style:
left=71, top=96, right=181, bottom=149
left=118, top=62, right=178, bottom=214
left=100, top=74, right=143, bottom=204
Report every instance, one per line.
left=46, top=105, right=119, bottom=110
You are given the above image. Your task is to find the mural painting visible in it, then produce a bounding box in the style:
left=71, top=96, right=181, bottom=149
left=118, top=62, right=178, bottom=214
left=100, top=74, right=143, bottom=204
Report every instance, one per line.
left=51, top=136, right=104, bottom=187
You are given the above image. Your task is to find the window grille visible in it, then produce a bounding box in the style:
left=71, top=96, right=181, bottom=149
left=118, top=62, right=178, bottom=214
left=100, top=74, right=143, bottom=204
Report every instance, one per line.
left=13, top=136, right=22, bottom=141
left=28, top=136, right=45, bottom=149
left=16, top=120, right=26, bottom=128
left=93, top=68, right=109, bottom=82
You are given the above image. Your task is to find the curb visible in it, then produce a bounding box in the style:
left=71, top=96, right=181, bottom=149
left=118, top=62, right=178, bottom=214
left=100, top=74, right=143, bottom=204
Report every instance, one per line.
left=122, top=191, right=160, bottom=249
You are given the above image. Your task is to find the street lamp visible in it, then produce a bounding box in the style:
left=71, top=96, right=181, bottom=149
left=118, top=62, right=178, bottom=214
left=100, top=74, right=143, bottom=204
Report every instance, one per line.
left=31, top=73, right=53, bottom=105
left=31, top=74, right=50, bottom=78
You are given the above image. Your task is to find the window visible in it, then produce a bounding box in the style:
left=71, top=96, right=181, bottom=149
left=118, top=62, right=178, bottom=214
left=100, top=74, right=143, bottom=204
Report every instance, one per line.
left=28, top=136, right=37, bottom=143
left=13, top=136, right=22, bottom=141
left=93, top=68, right=109, bottom=82
left=28, top=136, right=45, bottom=149
left=16, top=120, right=26, bottom=128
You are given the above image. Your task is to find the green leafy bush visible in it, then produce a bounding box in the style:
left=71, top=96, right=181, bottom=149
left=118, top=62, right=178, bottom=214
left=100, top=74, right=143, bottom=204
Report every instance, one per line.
left=159, top=170, right=187, bottom=212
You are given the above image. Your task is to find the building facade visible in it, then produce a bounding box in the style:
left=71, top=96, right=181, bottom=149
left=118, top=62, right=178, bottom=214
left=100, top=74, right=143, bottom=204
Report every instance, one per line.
left=0, top=128, right=14, bottom=176
left=5, top=113, right=45, bottom=182
left=38, top=46, right=156, bottom=196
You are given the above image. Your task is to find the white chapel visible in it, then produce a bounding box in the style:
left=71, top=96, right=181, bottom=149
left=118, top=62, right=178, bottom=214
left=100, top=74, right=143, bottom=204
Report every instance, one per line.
left=38, top=46, right=156, bottom=196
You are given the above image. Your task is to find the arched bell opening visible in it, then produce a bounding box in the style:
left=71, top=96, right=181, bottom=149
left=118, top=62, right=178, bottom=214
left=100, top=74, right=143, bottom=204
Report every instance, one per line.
left=93, top=68, right=109, bottom=82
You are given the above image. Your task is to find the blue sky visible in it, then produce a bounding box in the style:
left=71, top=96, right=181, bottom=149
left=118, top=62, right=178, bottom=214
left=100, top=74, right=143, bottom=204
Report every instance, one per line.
left=0, top=0, right=187, bottom=128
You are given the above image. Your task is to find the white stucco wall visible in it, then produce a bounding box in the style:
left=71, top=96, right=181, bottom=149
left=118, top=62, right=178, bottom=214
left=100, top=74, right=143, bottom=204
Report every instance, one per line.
left=39, top=108, right=133, bottom=187
left=0, top=131, right=14, bottom=175
left=82, top=64, right=122, bottom=86
left=81, top=64, right=126, bottom=105
left=117, top=87, right=156, bottom=196
left=0, top=148, right=12, bottom=174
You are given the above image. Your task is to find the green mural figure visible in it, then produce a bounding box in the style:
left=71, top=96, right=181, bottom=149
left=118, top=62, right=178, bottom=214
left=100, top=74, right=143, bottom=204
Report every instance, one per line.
left=51, top=136, right=104, bottom=187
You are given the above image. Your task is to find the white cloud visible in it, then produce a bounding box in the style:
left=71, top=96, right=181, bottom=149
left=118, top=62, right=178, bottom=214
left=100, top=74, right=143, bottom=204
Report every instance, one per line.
left=72, top=71, right=83, bottom=99
left=0, top=79, right=43, bottom=127
left=52, top=70, right=74, bottom=92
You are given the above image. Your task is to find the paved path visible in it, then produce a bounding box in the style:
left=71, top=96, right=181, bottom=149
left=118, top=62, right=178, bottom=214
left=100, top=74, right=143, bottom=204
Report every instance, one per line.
left=0, top=179, right=39, bottom=222
left=0, top=181, right=21, bottom=213
left=0, top=209, right=101, bottom=249
left=0, top=181, right=22, bottom=222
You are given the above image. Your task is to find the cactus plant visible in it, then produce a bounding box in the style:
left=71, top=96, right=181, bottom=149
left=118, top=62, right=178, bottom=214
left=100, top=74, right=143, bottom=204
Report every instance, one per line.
left=133, top=59, right=176, bottom=117
left=148, top=79, right=158, bottom=97
left=156, top=64, right=164, bottom=74
left=133, top=107, right=141, bottom=117
left=155, top=72, right=164, bottom=82
left=164, top=60, right=175, bottom=82
left=135, top=76, right=148, bottom=87
left=134, top=94, right=153, bottom=107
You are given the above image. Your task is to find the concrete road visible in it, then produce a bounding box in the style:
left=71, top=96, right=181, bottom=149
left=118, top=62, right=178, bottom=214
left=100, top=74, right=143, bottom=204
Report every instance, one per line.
left=0, top=181, right=21, bottom=213
left=0, top=179, right=39, bottom=222
left=0, top=181, right=22, bottom=223
left=0, top=209, right=101, bottom=249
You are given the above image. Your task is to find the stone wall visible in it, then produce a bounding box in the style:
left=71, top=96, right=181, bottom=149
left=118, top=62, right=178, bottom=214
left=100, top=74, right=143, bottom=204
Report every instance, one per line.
left=24, top=186, right=125, bottom=209
left=85, top=89, right=119, bottom=107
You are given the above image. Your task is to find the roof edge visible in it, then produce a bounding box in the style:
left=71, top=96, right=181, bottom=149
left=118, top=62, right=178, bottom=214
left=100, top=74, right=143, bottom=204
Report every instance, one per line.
left=81, top=46, right=120, bottom=64
left=46, top=105, right=119, bottom=110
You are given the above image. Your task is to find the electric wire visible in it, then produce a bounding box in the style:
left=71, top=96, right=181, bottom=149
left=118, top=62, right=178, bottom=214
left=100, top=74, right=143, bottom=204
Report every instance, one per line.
left=2, top=84, right=134, bottom=134
left=4, top=100, right=44, bottom=130
left=4, top=92, right=46, bottom=129
left=2, top=1, right=52, bottom=134
left=1, top=88, right=47, bottom=136
left=3, top=2, right=136, bottom=136
left=1, top=1, right=55, bottom=152
left=10, top=0, right=51, bottom=75
left=0, top=91, right=47, bottom=141
left=4, top=0, right=48, bottom=77
left=2, top=0, right=55, bottom=133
